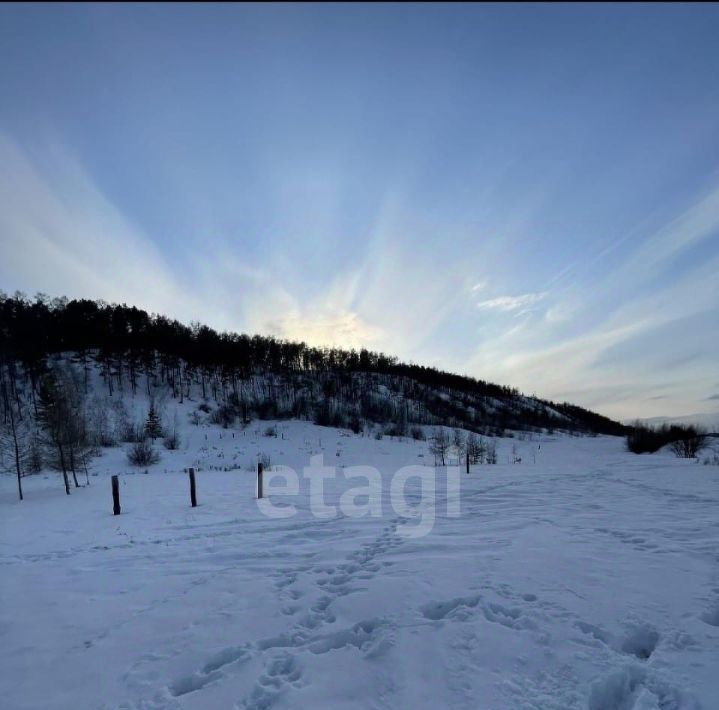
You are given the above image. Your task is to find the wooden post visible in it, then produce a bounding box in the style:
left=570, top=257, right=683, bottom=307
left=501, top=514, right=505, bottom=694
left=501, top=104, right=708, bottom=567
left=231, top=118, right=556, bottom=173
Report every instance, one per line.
left=189, top=467, right=197, bottom=507
left=466, top=452, right=470, bottom=474
left=111, top=475, right=121, bottom=515
left=257, top=461, right=263, bottom=499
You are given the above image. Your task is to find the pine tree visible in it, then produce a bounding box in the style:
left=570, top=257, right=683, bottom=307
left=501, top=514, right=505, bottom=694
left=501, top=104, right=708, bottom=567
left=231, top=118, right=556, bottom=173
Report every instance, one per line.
left=145, top=401, right=163, bottom=440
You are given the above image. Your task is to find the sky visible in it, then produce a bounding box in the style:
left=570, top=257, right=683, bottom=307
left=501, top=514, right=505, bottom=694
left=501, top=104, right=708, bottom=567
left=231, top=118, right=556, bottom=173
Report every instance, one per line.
left=1, top=3, right=718, bottom=423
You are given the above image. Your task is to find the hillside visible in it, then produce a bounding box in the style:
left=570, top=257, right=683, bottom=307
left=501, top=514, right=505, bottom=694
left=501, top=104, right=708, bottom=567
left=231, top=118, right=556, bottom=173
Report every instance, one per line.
left=0, top=293, right=626, bottom=443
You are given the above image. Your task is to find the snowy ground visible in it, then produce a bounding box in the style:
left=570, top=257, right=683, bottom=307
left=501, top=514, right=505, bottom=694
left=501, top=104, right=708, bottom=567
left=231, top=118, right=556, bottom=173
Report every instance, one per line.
left=1, top=420, right=718, bottom=710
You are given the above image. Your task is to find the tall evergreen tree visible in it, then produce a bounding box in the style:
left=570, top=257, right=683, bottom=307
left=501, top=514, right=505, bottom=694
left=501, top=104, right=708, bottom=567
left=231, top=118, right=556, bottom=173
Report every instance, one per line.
left=145, top=401, right=163, bottom=440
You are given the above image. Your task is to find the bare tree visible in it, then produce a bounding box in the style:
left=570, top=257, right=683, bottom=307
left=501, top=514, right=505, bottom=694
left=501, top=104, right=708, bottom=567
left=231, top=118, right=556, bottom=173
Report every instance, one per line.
left=429, top=427, right=450, bottom=466
left=486, top=438, right=497, bottom=464
left=670, top=430, right=707, bottom=459
left=453, top=428, right=466, bottom=455
left=1, top=375, right=25, bottom=500
left=163, top=409, right=181, bottom=450
left=466, top=433, right=486, bottom=466
left=61, top=365, right=92, bottom=487
left=37, top=372, right=72, bottom=495
left=452, top=428, right=467, bottom=471
left=87, top=394, right=116, bottom=448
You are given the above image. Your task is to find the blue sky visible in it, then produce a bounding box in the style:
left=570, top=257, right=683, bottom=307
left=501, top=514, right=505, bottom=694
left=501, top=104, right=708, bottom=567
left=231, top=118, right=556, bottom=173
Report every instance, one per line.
left=1, top=4, right=718, bottom=421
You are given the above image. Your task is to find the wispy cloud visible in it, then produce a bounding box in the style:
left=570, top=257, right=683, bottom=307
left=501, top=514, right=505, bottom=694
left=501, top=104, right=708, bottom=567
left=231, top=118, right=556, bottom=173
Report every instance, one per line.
left=0, top=135, right=204, bottom=321
left=476, top=292, right=547, bottom=313
left=623, top=184, right=719, bottom=279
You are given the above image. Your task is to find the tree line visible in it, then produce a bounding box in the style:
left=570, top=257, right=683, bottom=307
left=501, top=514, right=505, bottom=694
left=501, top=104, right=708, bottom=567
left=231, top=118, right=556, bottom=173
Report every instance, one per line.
left=0, top=292, right=626, bottom=432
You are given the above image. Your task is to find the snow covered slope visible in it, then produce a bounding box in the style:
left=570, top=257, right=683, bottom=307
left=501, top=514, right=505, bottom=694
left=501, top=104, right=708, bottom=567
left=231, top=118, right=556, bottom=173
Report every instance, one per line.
left=1, top=422, right=718, bottom=709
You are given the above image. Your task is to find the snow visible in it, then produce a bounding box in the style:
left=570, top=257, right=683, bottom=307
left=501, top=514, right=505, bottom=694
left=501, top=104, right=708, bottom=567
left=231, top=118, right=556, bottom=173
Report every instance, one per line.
left=1, top=417, right=718, bottom=710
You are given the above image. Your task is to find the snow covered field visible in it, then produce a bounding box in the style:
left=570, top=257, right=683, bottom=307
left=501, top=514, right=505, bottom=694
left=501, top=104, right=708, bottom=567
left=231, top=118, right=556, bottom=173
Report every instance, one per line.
left=1, top=420, right=718, bottom=710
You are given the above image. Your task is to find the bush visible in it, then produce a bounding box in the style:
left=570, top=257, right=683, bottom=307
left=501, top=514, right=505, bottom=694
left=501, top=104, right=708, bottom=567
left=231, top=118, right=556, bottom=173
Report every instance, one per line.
left=314, top=400, right=347, bottom=428
left=210, top=404, right=235, bottom=428
left=127, top=439, right=160, bottom=466
left=264, top=425, right=278, bottom=438
left=255, top=400, right=279, bottom=421
left=198, top=403, right=212, bottom=414
left=410, top=426, right=426, bottom=441
left=670, top=431, right=707, bottom=458
left=95, top=428, right=117, bottom=448
left=163, top=432, right=181, bottom=450
left=120, top=420, right=146, bottom=443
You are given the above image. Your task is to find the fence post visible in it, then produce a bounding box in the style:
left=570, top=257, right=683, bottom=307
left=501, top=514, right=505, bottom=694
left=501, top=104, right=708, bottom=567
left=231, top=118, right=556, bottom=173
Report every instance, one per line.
left=189, top=467, right=197, bottom=507
left=112, top=475, right=121, bottom=515
left=466, top=452, right=470, bottom=474
left=257, top=461, right=263, bottom=499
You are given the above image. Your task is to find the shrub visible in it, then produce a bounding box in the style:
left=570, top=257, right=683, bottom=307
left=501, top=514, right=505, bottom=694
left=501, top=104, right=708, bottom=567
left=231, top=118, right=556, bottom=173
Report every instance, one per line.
left=410, top=426, right=425, bottom=441
left=198, top=403, right=212, bottom=414
left=670, top=431, right=707, bottom=458
left=349, top=416, right=363, bottom=434
left=95, top=428, right=117, bottom=448
left=120, top=420, right=146, bottom=443
left=163, top=432, right=181, bottom=450
left=127, top=439, right=160, bottom=466
left=210, top=404, right=235, bottom=428
left=255, top=400, right=278, bottom=421
left=264, top=425, right=278, bottom=438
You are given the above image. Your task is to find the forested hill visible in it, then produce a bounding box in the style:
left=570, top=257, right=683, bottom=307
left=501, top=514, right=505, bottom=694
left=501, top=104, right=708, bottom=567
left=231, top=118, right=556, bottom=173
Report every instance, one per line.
left=0, top=293, right=626, bottom=436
